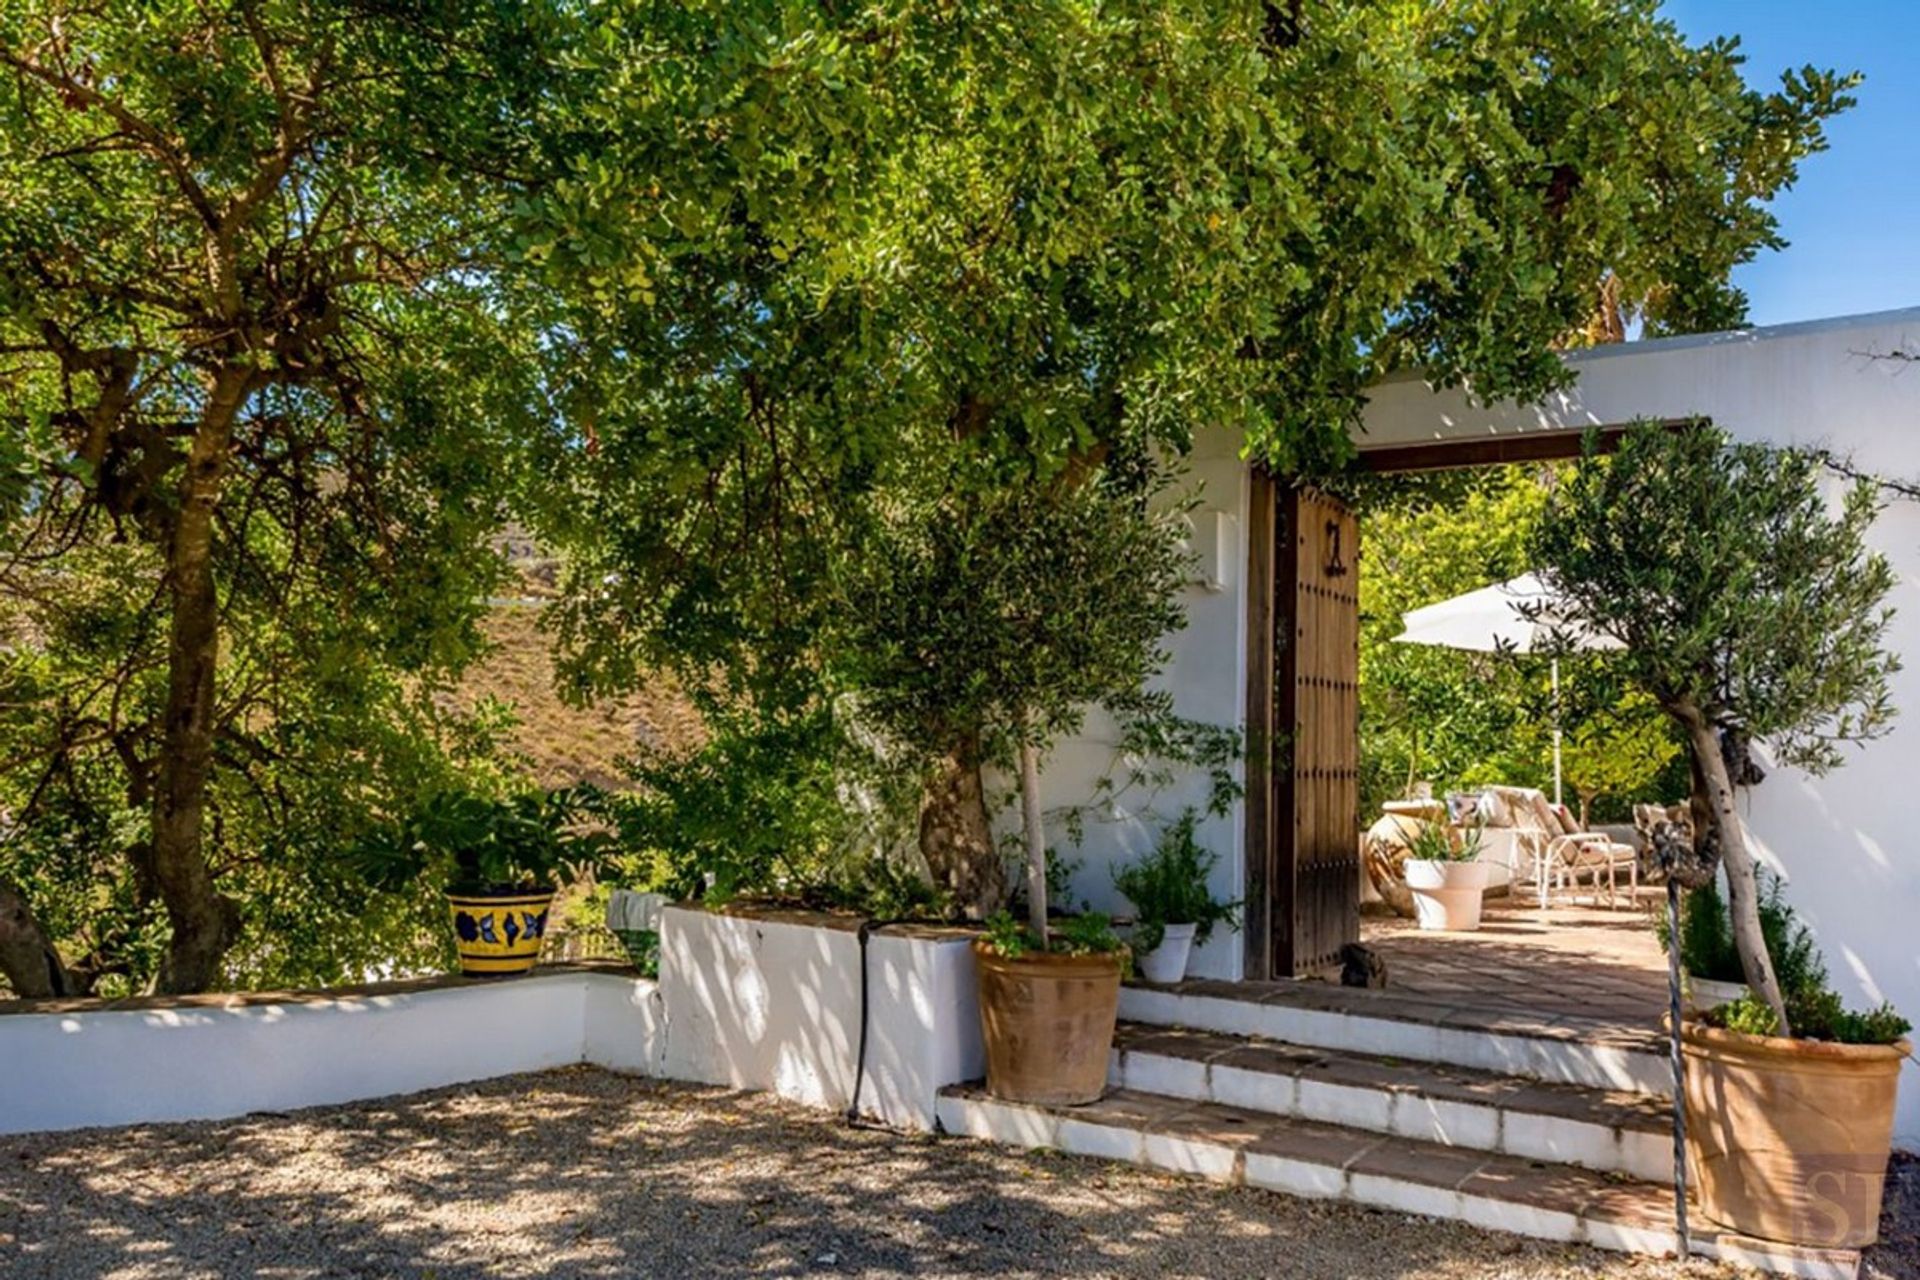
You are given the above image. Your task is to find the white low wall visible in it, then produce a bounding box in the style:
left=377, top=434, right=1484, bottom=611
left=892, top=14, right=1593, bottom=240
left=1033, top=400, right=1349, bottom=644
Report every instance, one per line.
left=658, top=906, right=983, bottom=1132
left=0, top=968, right=664, bottom=1136
left=1, top=909, right=982, bottom=1139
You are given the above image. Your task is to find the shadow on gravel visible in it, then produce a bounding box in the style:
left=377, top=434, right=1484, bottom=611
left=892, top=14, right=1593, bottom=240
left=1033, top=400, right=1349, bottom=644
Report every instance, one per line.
left=0, top=1066, right=1857, bottom=1279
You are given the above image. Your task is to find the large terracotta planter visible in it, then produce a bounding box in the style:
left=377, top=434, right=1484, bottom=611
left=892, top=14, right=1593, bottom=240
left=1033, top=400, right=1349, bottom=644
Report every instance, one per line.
left=445, top=887, right=555, bottom=977
left=973, top=941, right=1123, bottom=1105
left=1681, top=1018, right=1909, bottom=1248
left=1403, top=859, right=1490, bottom=931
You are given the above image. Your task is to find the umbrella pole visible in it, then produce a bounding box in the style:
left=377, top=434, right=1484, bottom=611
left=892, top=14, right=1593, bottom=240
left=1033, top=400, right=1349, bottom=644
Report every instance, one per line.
left=1551, top=658, right=1564, bottom=808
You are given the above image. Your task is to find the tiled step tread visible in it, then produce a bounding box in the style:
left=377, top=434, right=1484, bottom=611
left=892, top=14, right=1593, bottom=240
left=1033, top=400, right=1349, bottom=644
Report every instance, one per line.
left=1114, top=1022, right=1671, bottom=1135
left=937, top=1085, right=1860, bottom=1279
left=1133, top=977, right=1667, bottom=1052
left=945, top=1083, right=1667, bottom=1224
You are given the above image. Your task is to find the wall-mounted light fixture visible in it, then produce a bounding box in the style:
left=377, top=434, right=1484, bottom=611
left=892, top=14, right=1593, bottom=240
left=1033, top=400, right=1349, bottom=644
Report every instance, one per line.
left=1180, top=510, right=1237, bottom=593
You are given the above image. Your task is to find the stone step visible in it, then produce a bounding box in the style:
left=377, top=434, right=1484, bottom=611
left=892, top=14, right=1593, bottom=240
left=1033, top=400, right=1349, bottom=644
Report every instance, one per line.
left=1119, top=979, right=1673, bottom=1096
left=935, top=1086, right=1860, bottom=1280
left=1111, top=1022, right=1675, bottom=1183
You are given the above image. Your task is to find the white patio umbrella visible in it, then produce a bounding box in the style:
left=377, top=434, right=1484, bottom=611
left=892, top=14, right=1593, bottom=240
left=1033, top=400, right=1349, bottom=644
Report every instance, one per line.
left=1392, top=572, right=1622, bottom=806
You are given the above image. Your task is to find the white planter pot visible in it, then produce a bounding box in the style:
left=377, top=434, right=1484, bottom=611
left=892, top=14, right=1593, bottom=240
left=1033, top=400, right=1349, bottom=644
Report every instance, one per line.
left=1404, top=859, right=1491, bottom=931
left=1136, top=922, right=1198, bottom=985
left=1685, top=974, right=1748, bottom=1015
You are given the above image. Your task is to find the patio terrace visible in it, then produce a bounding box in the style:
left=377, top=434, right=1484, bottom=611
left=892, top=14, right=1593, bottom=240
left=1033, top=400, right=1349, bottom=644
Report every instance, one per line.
left=1348, top=889, right=1670, bottom=1026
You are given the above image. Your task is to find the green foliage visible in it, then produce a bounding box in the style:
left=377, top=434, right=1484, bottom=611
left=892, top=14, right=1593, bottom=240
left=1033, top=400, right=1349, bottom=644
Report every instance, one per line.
left=1533, top=428, right=1899, bottom=773
left=842, top=472, right=1191, bottom=768
left=981, top=909, right=1128, bottom=965
left=1402, top=821, right=1485, bottom=866
left=1672, top=869, right=1909, bottom=1046
left=610, top=930, right=660, bottom=979
left=1713, top=990, right=1911, bottom=1047
left=532, top=3, right=1853, bottom=915
left=1557, top=692, right=1684, bottom=824
left=1665, top=871, right=1821, bottom=993
left=1113, top=809, right=1241, bottom=953
left=0, top=0, right=571, bottom=991
left=357, top=786, right=614, bottom=895
left=607, top=704, right=919, bottom=906
left=1356, top=464, right=1686, bottom=819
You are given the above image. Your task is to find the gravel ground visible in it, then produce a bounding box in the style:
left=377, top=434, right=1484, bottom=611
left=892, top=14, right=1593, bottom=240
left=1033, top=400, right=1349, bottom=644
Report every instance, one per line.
left=0, top=1066, right=1905, bottom=1280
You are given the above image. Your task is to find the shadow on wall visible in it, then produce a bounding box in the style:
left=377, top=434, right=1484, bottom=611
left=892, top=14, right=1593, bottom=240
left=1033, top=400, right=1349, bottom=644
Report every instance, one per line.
left=656, top=908, right=982, bottom=1130
left=1744, top=496, right=1920, bottom=1149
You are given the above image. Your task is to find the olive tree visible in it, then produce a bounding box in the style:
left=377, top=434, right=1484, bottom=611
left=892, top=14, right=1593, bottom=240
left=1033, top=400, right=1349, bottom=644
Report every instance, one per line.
left=1531, top=427, right=1899, bottom=1034
left=840, top=473, right=1189, bottom=922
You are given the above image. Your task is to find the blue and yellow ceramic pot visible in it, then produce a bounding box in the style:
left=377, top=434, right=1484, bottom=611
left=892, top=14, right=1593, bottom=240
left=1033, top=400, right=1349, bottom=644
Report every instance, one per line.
left=445, top=887, right=555, bottom=977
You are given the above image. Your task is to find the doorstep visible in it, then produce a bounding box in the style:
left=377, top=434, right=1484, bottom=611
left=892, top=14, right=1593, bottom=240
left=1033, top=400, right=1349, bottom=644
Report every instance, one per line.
left=1110, top=1022, right=1674, bottom=1183
left=1119, top=978, right=1672, bottom=1096
left=936, top=1085, right=1860, bottom=1280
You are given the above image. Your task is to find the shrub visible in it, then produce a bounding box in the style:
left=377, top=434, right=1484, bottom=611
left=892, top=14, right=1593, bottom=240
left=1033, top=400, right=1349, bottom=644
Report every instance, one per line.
left=1666, top=870, right=1821, bottom=996
left=1113, top=810, right=1241, bottom=954
left=980, top=910, right=1128, bottom=966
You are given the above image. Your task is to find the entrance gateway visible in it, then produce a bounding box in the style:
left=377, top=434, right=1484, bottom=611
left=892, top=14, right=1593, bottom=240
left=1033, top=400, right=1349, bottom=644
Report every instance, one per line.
left=1239, top=428, right=1627, bottom=980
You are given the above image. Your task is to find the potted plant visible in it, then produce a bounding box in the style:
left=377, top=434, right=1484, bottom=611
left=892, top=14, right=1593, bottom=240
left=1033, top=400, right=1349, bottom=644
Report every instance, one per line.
left=1684, top=949, right=1911, bottom=1248
left=974, top=910, right=1129, bottom=1105
left=359, top=785, right=612, bottom=978
left=1657, top=870, right=1819, bottom=1015
left=1535, top=428, right=1909, bottom=1247
left=1114, top=808, right=1240, bottom=983
left=840, top=478, right=1192, bottom=1103
left=1401, top=820, right=1489, bottom=931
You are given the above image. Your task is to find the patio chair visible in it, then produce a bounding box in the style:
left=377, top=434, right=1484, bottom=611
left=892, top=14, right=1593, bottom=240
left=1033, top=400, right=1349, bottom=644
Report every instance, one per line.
left=1477, top=786, right=1639, bottom=909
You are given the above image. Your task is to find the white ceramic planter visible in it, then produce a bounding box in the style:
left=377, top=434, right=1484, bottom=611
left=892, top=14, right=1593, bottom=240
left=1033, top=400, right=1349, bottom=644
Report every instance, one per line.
left=1136, top=922, right=1197, bottom=984
left=1404, top=859, right=1491, bottom=931
left=1685, top=974, right=1748, bottom=1015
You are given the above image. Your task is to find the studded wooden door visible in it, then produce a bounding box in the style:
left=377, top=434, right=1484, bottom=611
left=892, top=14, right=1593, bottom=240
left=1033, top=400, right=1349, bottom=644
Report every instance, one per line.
left=1276, top=485, right=1361, bottom=974
left=1245, top=478, right=1360, bottom=978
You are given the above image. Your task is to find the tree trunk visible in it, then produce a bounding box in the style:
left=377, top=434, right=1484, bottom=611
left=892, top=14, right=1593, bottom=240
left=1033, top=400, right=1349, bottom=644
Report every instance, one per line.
left=150, top=373, right=249, bottom=993
left=1673, top=698, right=1790, bottom=1036
left=920, top=734, right=1006, bottom=920
left=0, top=878, right=72, bottom=998
left=1018, top=726, right=1048, bottom=944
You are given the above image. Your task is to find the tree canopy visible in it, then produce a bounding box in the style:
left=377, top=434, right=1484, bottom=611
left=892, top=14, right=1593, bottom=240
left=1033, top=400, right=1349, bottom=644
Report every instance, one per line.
left=0, top=0, right=566, bottom=994
left=525, top=0, right=1853, bottom=913
left=0, top=0, right=1864, bottom=991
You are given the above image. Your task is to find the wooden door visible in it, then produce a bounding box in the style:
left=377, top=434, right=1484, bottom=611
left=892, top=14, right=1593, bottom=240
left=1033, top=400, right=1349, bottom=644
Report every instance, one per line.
left=1243, top=475, right=1361, bottom=978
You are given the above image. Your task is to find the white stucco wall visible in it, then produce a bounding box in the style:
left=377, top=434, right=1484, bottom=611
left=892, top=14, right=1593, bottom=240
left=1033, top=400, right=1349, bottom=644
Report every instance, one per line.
left=0, top=968, right=664, bottom=1136
left=2, top=910, right=979, bottom=1139
left=1017, top=431, right=1253, bottom=980
left=1358, top=306, right=1920, bottom=1146
left=656, top=906, right=984, bottom=1131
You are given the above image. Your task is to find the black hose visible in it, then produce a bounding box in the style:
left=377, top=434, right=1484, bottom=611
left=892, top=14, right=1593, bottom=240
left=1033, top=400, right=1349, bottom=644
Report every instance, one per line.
left=846, top=916, right=920, bottom=1129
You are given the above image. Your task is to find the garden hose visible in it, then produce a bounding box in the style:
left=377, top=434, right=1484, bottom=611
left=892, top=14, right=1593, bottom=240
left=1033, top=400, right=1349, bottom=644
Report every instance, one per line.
left=845, top=916, right=927, bottom=1130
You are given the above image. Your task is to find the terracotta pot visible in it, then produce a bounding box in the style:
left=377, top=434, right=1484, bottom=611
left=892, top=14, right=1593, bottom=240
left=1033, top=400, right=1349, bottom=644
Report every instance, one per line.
left=1680, top=1018, right=1910, bottom=1248
left=1403, top=859, right=1490, bottom=931
left=973, top=941, right=1123, bottom=1106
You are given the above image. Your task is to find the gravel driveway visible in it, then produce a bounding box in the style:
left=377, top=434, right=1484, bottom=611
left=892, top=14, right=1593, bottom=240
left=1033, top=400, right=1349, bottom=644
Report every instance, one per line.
left=0, top=1066, right=1903, bottom=1279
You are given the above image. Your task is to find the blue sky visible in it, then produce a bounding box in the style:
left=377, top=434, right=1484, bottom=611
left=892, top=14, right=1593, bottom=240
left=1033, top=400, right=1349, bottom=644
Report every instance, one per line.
left=1663, top=1, right=1920, bottom=325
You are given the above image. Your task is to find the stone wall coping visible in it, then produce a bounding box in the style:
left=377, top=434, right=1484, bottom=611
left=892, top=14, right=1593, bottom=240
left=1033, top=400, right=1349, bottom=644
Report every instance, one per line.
left=0, top=959, right=640, bottom=1019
